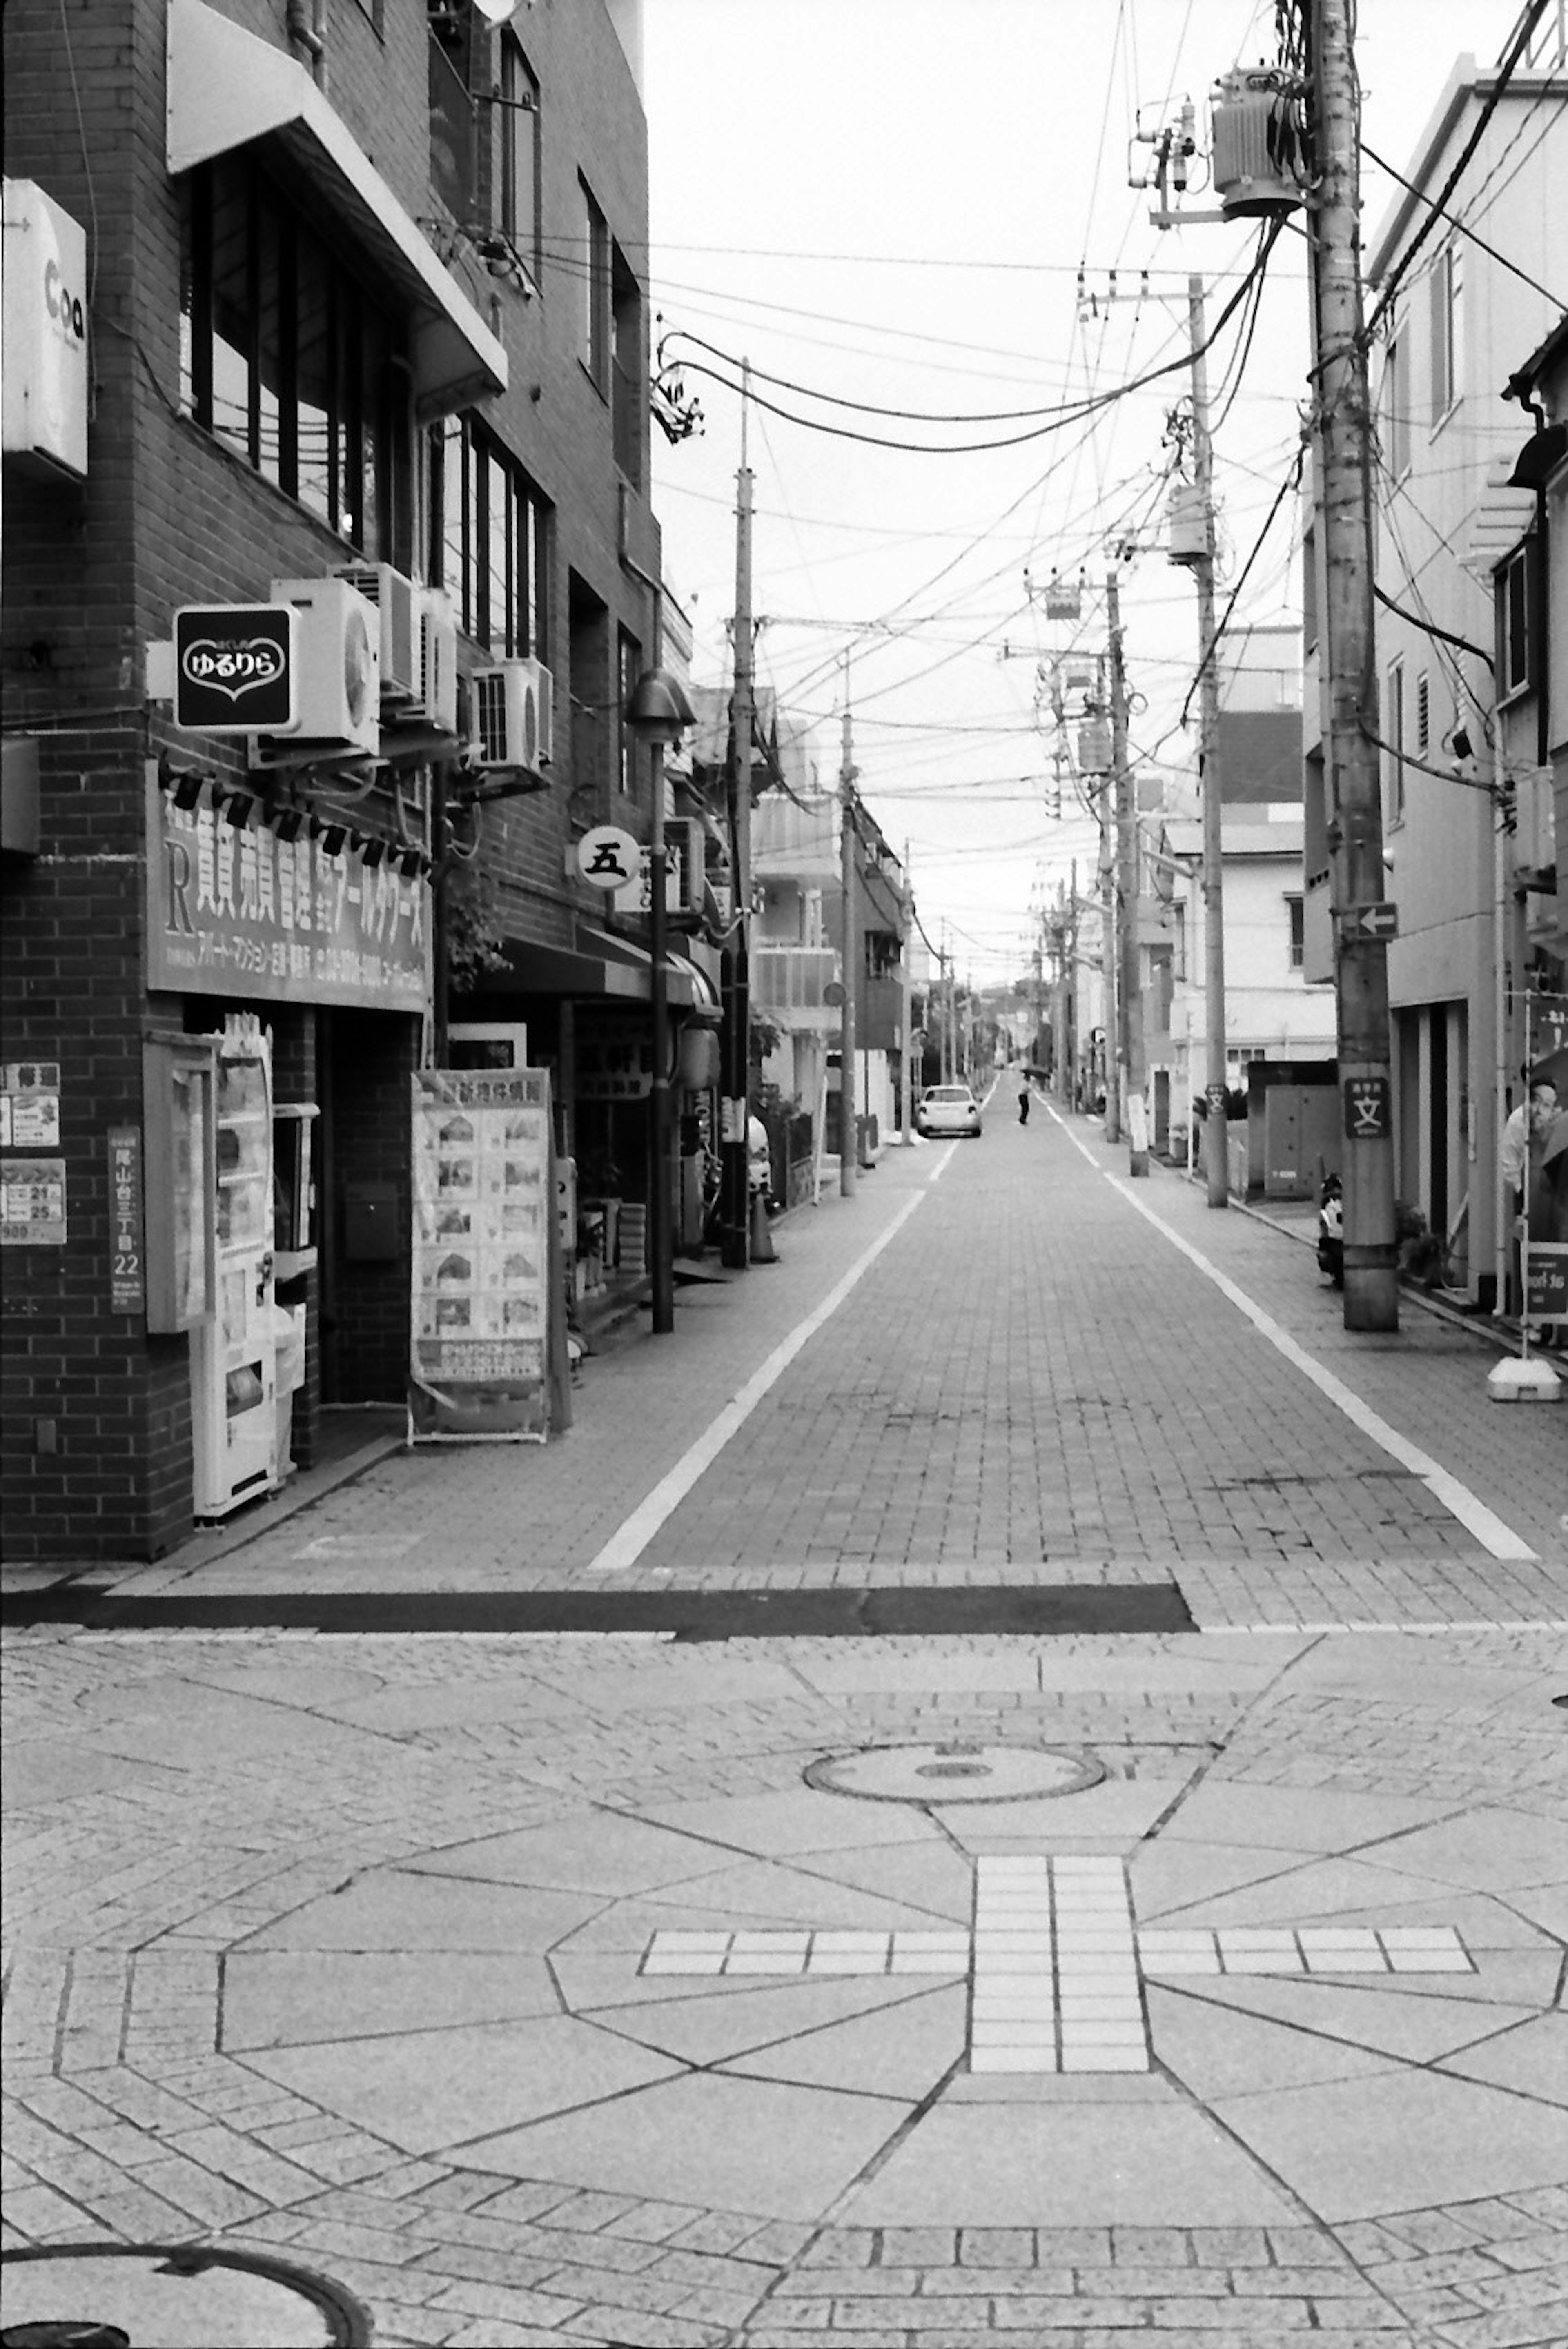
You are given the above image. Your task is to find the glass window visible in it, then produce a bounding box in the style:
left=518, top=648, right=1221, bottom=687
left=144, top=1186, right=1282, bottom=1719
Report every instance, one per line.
left=1430, top=241, right=1462, bottom=420
left=1384, top=329, right=1409, bottom=477
left=1286, top=895, right=1305, bottom=971
left=180, top=158, right=409, bottom=559
left=581, top=178, right=609, bottom=390
left=1384, top=659, right=1405, bottom=826
left=1500, top=543, right=1532, bottom=697
left=498, top=37, right=540, bottom=281
left=430, top=415, right=550, bottom=656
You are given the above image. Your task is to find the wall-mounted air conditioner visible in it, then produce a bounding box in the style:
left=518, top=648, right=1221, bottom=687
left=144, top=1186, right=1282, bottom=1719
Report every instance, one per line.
left=472, top=656, right=554, bottom=772
left=257, top=577, right=380, bottom=759
left=418, top=591, right=459, bottom=733
left=337, top=564, right=421, bottom=702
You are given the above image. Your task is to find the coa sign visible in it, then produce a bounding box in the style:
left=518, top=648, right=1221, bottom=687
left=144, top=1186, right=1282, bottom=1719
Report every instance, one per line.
left=174, top=605, right=297, bottom=735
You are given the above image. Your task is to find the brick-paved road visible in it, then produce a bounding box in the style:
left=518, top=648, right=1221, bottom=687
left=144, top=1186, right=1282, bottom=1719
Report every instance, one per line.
left=4, top=1103, right=1566, bottom=2349
left=24, top=1100, right=1563, bottom=1606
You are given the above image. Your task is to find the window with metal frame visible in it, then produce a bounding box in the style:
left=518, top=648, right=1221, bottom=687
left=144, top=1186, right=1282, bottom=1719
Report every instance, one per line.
left=1430, top=240, right=1462, bottom=422
left=1497, top=541, right=1533, bottom=699
left=497, top=35, right=541, bottom=285
left=429, top=416, right=550, bottom=655
left=581, top=177, right=610, bottom=392
left=179, top=154, right=412, bottom=563
left=1383, top=657, right=1405, bottom=826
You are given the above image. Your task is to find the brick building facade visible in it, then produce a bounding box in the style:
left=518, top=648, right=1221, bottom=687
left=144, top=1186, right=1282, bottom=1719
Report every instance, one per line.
left=2, top=0, right=690, bottom=1558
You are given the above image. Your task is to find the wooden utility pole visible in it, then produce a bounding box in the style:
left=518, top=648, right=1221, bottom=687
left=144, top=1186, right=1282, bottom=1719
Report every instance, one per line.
left=839, top=683, right=858, bottom=1197
left=901, top=837, right=914, bottom=1142
left=1310, top=0, right=1399, bottom=1327
left=1109, top=572, right=1147, bottom=1173
left=722, top=367, right=754, bottom=1269
left=1187, top=275, right=1232, bottom=1209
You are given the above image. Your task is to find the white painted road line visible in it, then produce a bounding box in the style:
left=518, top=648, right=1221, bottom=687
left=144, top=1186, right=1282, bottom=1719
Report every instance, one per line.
left=1106, top=1178, right=1537, bottom=1564
left=585, top=1184, right=932, bottom=1573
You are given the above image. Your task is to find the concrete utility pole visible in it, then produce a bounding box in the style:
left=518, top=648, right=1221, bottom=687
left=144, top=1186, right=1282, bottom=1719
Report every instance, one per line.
left=901, top=837, right=914, bottom=1143
left=1100, top=752, right=1121, bottom=1142
left=722, top=367, right=755, bottom=1269
left=839, top=678, right=858, bottom=1198
left=1108, top=572, right=1147, bottom=1174
left=1310, top=0, right=1399, bottom=1327
left=1187, top=276, right=1231, bottom=1210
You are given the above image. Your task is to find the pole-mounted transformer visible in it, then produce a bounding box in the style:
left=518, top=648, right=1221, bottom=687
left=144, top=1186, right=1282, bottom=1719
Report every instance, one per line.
left=1209, top=68, right=1306, bottom=221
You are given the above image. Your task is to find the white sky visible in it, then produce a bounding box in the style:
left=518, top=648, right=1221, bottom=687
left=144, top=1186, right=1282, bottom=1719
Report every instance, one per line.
left=643, top=0, right=1530, bottom=985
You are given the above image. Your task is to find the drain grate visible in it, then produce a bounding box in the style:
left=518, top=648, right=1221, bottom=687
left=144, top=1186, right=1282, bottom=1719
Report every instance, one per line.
left=0, top=2247, right=368, bottom=2349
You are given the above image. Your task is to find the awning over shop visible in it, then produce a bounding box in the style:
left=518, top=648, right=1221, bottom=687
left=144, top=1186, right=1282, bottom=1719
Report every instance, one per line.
left=165, top=0, right=507, bottom=417
left=477, top=925, right=724, bottom=1022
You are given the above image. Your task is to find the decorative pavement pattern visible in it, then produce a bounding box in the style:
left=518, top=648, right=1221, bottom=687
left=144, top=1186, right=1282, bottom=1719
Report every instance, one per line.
left=4, top=1625, right=1566, bottom=2345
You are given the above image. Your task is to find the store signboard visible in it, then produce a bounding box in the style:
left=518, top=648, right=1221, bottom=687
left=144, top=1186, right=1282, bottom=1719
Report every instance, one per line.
left=146, top=766, right=429, bottom=1011
left=408, top=1069, right=568, bottom=1443
left=576, top=1011, right=655, bottom=1100
left=1526, top=1245, right=1568, bottom=1322
left=173, top=605, right=296, bottom=735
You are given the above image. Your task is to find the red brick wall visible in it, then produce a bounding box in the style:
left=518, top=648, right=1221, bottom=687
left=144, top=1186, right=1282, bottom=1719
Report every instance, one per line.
left=2, top=0, right=659, bottom=1554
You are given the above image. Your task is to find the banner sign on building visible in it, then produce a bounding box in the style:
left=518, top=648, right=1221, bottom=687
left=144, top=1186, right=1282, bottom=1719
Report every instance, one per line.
left=146, top=766, right=430, bottom=1011
left=408, top=1068, right=570, bottom=1444
left=173, top=606, right=296, bottom=735
left=107, top=1126, right=146, bottom=1314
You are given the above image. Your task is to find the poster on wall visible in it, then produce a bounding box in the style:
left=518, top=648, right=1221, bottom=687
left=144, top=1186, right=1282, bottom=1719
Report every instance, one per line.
left=408, top=1068, right=571, bottom=1443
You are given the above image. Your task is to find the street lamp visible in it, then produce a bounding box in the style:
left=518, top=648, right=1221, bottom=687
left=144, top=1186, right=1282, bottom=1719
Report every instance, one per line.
left=625, top=666, right=696, bottom=1337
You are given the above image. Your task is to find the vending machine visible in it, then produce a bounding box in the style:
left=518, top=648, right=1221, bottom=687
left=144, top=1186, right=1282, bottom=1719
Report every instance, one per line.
left=189, top=1015, right=280, bottom=1517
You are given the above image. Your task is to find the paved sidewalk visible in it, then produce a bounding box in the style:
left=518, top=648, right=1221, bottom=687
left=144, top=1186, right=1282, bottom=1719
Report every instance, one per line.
left=9, top=1102, right=1564, bottom=1615
left=4, top=1104, right=1566, bottom=2347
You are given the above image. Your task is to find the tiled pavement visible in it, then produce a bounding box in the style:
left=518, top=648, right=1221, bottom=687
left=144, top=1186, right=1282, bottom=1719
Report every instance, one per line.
left=3, top=1107, right=1566, bottom=2346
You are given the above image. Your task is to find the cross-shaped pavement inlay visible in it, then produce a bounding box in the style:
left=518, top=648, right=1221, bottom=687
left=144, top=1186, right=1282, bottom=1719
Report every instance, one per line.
left=640, top=1854, right=1474, bottom=2074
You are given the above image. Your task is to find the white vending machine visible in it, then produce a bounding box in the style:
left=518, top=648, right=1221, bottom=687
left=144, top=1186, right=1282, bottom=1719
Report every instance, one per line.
left=190, top=1015, right=280, bottom=1517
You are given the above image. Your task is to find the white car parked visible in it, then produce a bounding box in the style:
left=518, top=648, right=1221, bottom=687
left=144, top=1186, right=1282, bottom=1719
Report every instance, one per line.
left=916, top=1084, right=982, bottom=1138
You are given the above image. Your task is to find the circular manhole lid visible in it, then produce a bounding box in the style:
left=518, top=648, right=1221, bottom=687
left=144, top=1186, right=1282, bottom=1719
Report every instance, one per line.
left=0, top=2248, right=368, bottom=2349
left=805, top=1741, right=1105, bottom=1804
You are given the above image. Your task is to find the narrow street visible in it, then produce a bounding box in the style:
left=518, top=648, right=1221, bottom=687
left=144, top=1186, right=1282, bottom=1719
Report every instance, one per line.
left=4, top=1105, right=1566, bottom=2349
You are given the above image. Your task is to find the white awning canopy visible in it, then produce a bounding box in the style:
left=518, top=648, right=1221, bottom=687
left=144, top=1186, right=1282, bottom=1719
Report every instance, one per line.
left=166, top=0, right=506, bottom=418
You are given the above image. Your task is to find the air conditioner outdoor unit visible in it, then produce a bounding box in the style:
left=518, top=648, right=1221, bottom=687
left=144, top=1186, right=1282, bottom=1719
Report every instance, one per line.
left=472, top=656, right=554, bottom=771
left=418, top=591, right=459, bottom=733
left=336, top=563, right=421, bottom=702
left=257, top=577, right=380, bottom=760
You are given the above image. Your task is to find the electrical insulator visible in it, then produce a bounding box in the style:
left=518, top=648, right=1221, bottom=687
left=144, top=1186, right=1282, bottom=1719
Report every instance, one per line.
left=1210, top=68, right=1304, bottom=220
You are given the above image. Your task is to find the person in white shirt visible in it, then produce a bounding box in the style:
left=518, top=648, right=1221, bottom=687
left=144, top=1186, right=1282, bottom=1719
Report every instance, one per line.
left=1500, top=1077, right=1559, bottom=1327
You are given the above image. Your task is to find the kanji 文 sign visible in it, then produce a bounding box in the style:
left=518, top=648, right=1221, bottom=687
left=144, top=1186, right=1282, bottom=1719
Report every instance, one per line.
left=146, top=766, right=430, bottom=1012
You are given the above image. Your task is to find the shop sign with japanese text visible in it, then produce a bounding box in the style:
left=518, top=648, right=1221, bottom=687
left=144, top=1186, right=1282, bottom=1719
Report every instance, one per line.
left=1, top=1159, right=67, bottom=1245
left=107, top=1126, right=146, bottom=1313
left=146, top=766, right=430, bottom=1011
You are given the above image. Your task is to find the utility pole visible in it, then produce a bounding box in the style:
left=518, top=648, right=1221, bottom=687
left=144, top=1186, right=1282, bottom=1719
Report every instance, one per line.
left=1188, top=275, right=1231, bottom=1209
left=839, top=675, right=858, bottom=1198
left=901, top=838, right=914, bottom=1142
left=1310, top=0, right=1399, bottom=1327
left=722, top=365, right=754, bottom=1270
left=1100, top=758, right=1121, bottom=1142
left=1108, top=571, right=1147, bottom=1174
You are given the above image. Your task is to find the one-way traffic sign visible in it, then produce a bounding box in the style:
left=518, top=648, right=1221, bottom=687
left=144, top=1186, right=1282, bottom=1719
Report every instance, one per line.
left=1342, top=902, right=1399, bottom=939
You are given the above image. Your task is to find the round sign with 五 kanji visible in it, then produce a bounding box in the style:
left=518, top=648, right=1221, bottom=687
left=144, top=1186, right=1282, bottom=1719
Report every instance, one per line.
left=576, top=826, right=640, bottom=889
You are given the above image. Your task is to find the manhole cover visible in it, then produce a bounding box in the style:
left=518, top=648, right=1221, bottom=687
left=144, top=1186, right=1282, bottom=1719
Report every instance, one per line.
left=805, top=1742, right=1106, bottom=1804
left=0, top=2248, right=368, bottom=2349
